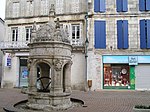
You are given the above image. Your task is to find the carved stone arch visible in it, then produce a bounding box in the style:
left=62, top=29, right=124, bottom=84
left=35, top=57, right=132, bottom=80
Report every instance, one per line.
left=34, top=59, right=52, bottom=68
left=62, top=61, right=72, bottom=92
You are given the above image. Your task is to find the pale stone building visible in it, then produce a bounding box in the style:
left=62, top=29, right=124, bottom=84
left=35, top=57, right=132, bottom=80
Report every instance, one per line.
left=0, top=18, right=5, bottom=86
left=87, top=0, right=150, bottom=90
left=1, top=0, right=87, bottom=90
left=1, top=0, right=150, bottom=91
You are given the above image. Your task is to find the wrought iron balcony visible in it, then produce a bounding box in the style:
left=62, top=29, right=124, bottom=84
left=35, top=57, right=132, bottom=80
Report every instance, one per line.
left=0, top=39, right=84, bottom=49
left=0, top=41, right=29, bottom=49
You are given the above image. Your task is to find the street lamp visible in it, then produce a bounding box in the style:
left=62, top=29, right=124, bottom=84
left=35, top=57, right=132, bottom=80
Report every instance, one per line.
left=84, top=14, right=89, bottom=91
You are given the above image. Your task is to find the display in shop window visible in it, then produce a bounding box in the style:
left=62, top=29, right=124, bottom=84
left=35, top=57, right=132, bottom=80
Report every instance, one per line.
left=22, top=67, right=28, bottom=79
left=104, top=64, right=130, bottom=89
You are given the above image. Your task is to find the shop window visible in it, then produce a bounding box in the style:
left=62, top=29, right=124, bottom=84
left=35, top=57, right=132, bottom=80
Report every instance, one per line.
left=117, top=20, right=128, bottom=49
left=94, top=0, right=105, bottom=12
left=19, top=59, right=28, bottom=87
left=12, top=28, right=18, bottom=41
left=140, top=19, right=150, bottom=49
left=116, top=0, right=128, bottom=12
left=139, top=0, right=150, bottom=11
left=104, top=64, right=130, bottom=89
left=94, top=20, right=106, bottom=49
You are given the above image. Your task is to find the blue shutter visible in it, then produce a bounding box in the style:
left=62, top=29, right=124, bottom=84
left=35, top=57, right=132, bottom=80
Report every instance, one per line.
left=140, top=20, right=147, bottom=49
left=146, top=20, right=150, bottom=48
left=100, top=0, right=105, bottom=12
left=94, top=20, right=106, bottom=49
left=122, top=0, right=128, bottom=12
left=117, top=20, right=123, bottom=49
left=123, top=20, right=128, bottom=48
left=117, top=0, right=122, bottom=12
left=146, top=0, right=150, bottom=10
left=94, top=0, right=100, bottom=12
left=139, top=0, right=146, bottom=11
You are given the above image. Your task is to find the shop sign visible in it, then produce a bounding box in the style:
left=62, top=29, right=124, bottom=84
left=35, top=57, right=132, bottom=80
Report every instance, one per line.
left=128, top=56, right=138, bottom=65
left=5, top=53, right=11, bottom=67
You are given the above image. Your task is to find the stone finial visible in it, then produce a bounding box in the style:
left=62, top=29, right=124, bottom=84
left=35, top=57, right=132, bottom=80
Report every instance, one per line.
left=49, top=4, right=55, bottom=16
left=55, top=18, right=60, bottom=29
left=33, top=21, right=36, bottom=31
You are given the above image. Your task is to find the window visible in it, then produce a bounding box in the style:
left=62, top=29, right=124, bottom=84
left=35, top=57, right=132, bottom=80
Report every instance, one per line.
left=139, top=0, right=150, bottom=11
left=94, top=20, right=106, bottom=49
left=12, top=2, right=19, bottom=17
left=12, top=28, right=18, bottom=41
left=26, top=1, right=34, bottom=16
left=56, top=0, right=64, bottom=14
left=41, top=0, right=49, bottom=15
left=116, top=0, right=128, bottom=12
left=140, top=20, right=150, bottom=49
left=94, top=0, right=105, bottom=12
left=26, top=27, right=32, bottom=41
left=103, top=64, right=130, bottom=89
left=71, top=24, right=80, bottom=45
left=117, top=20, right=128, bottom=49
left=71, top=0, right=79, bottom=13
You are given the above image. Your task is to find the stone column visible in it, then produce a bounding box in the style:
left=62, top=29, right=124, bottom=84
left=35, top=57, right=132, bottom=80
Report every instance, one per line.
left=28, top=61, right=37, bottom=92
left=51, top=59, right=63, bottom=94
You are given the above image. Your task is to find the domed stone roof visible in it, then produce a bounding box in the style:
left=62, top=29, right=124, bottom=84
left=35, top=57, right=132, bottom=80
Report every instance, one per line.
left=31, top=18, right=70, bottom=43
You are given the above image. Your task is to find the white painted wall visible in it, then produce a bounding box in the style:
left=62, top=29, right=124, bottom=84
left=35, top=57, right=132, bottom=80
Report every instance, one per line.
left=1, top=55, right=19, bottom=88
left=71, top=52, right=85, bottom=90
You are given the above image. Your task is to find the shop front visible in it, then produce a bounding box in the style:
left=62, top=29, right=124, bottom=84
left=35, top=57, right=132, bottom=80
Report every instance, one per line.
left=103, top=55, right=150, bottom=90
left=103, top=55, right=138, bottom=90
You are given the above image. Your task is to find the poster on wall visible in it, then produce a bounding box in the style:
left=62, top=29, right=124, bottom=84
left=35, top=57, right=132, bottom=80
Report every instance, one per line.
left=22, top=67, right=28, bottom=79
left=5, top=53, right=11, bottom=67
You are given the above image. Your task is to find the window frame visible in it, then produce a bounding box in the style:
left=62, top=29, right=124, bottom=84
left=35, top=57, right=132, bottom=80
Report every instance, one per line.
left=25, top=27, right=32, bottom=41
left=11, top=28, right=18, bottom=42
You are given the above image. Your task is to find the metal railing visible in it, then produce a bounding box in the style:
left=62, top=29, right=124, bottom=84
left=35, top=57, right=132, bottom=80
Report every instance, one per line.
left=0, top=39, right=84, bottom=49
left=0, top=41, right=30, bottom=49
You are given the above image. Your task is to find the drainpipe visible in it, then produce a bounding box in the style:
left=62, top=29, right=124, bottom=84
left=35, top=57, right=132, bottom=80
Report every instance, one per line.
left=84, top=0, right=89, bottom=92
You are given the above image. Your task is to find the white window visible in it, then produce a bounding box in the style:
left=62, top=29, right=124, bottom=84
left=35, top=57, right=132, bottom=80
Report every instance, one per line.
left=26, top=27, right=32, bottom=41
left=71, top=0, right=79, bottom=13
left=63, top=23, right=83, bottom=46
left=56, top=0, right=64, bottom=14
left=12, top=28, right=18, bottom=41
left=26, top=1, right=34, bottom=16
left=41, top=0, right=49, bottom=15
left=12, top=2, right=19, bottom=17
left=72, top=25, right=80, bottom=40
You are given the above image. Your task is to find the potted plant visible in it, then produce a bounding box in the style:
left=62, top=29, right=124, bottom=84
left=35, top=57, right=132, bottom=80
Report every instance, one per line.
left=133, top=105, right=150, bottom=112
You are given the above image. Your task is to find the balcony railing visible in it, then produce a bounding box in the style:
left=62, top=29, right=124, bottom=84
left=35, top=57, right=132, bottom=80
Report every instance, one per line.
left=0, top=41, right=30, bottom=49
left=0, top=39, right=84, bottom=49
left=71, top=39, right=84, bottom=46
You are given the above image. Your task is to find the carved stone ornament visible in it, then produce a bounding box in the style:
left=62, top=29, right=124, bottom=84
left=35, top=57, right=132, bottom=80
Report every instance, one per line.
left=32, top=18, right=70, bottom=43
left=27, top=58, right=33, bottom=71
left=53, top=59, right=63, bottom=71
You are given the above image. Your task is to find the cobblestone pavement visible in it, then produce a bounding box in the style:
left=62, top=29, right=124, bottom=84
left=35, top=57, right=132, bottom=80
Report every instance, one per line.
left=1, top=88, right=150, bottom=112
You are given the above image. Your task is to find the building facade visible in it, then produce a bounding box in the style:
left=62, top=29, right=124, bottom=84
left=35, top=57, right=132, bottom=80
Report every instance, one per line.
left=87, top=0, right=150, bottom=90
left=1, top=0, right=87, bottom=89
left=1, top=0, right=150, bottom=91
left=0, top=18, right=5, bottom=87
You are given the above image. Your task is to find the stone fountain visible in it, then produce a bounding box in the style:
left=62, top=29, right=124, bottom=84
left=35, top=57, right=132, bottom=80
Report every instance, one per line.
left=26, top=18, right=73, bottom=111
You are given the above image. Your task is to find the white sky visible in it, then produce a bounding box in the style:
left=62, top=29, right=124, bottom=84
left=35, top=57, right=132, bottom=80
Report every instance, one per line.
left=0, top=0, right=5, bottom=20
